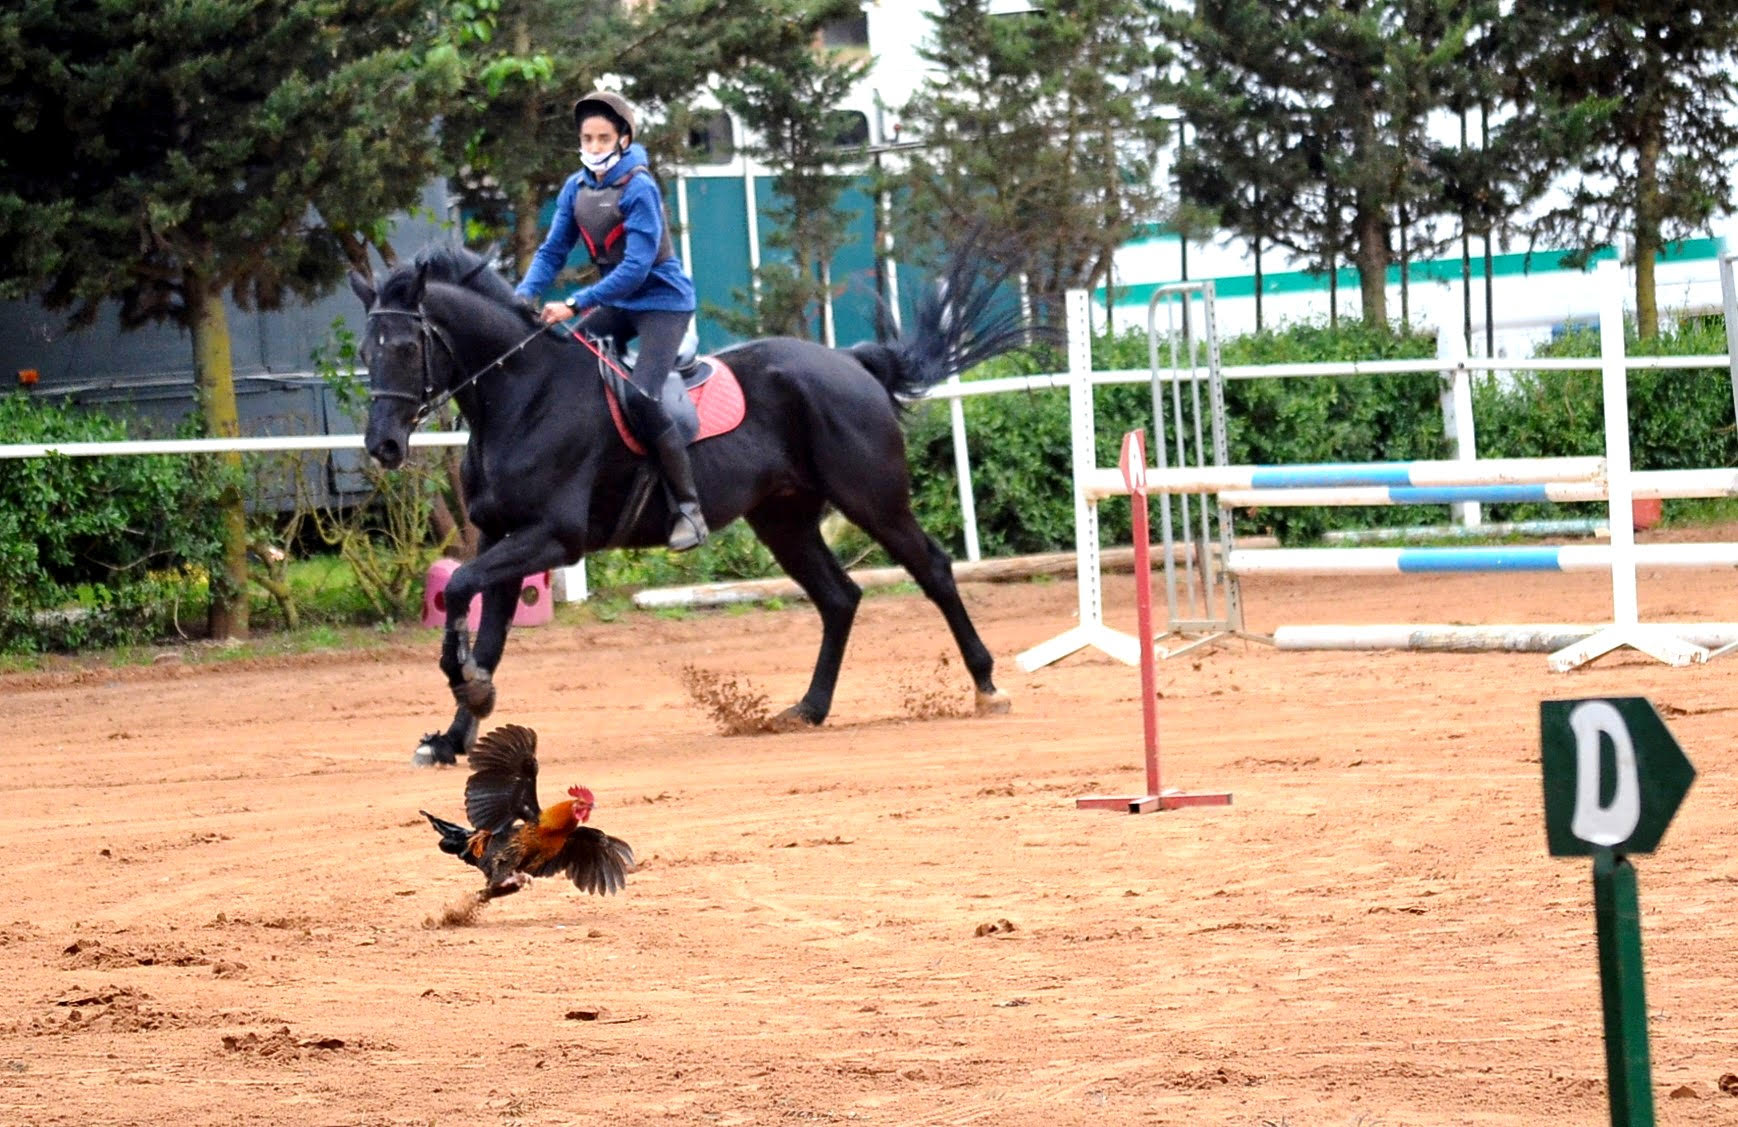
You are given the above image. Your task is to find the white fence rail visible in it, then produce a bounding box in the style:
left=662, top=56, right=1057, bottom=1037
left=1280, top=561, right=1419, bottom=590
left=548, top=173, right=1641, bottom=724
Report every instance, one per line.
left=9, top=322, right=1737, bottom=603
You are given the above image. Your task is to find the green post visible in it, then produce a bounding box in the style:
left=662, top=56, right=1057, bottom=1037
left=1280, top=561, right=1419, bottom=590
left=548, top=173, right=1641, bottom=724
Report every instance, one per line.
left=1593, top=850, right=1654, bottom=1127
left=1542, top=699, right=1693, bottom=1127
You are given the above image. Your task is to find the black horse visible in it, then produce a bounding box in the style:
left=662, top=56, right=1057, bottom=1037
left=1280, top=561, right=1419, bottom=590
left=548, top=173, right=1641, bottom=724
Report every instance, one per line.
left=350, top=243, right=1037, bottom=765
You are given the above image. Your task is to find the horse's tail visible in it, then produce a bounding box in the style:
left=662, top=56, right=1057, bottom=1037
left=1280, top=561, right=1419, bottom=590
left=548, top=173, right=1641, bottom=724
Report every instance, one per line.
left=848, top=238, right=1043, bottom=407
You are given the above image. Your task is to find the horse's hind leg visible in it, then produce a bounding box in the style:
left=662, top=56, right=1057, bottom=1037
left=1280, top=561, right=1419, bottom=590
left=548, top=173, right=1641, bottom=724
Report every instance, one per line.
left=836, top=497, right=1007, bottom=716
left=745, top=499, right=861, bottom=728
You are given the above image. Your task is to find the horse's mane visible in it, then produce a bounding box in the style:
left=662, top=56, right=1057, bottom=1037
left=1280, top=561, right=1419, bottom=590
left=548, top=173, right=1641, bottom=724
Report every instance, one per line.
left=380, top=245, right=537, bottom=326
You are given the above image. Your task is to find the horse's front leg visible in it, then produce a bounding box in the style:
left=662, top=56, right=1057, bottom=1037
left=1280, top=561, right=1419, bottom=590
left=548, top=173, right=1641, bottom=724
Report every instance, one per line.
left=413, top=573, right=521, bottom=765
left=438, top=526, right=576, bottom=720
left=443, top=576, right=524, bottom=719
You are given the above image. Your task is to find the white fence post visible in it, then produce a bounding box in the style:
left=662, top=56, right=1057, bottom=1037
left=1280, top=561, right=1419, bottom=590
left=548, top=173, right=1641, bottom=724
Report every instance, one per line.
left=1015, top=289, right=1140, bottom=671
left=1719, top=251, right=1738, bottom=424
left=1436, top=324, right=1480, bottom=528
left=1547, top=258, right=1706, bottom=670
left=553, top=563, right=589, bottom=603
left=947, top=383, right=981, bottom=562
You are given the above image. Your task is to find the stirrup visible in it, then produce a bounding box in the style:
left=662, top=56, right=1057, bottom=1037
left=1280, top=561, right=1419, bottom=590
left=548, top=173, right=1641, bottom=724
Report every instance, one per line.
left=668, top=510, right=708, bottom=552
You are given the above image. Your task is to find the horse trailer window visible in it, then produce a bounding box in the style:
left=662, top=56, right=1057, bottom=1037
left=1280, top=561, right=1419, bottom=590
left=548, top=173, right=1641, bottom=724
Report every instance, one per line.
left=820, top=15, right=869, bottom=49
left=687, top=110, right=735, bottom=165
left=827, top=110, right=870, bottom=150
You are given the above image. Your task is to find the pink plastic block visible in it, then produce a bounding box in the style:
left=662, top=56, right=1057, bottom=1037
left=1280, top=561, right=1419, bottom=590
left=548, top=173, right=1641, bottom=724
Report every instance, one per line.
left=422, top=558, right=553, bottom=629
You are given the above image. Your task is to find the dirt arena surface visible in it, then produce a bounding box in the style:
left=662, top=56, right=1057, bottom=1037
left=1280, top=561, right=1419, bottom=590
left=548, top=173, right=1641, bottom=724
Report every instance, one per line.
left=5, top=537, right=1738, bottom=1126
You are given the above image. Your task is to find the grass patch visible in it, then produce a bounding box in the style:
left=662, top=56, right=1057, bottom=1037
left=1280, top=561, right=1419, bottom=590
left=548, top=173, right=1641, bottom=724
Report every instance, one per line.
left=1663, top=496, right=1738, bottom=527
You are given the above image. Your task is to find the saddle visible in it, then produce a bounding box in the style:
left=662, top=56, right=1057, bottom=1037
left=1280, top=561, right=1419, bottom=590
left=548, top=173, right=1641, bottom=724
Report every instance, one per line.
left=594, top=333, right=745, bottom=455
left=587, top=336, right=744, bottom=551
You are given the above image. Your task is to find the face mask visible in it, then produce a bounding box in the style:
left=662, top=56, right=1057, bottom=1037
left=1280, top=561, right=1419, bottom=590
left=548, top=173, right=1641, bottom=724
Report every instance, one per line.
left=580, top=146, right=622, bottom=174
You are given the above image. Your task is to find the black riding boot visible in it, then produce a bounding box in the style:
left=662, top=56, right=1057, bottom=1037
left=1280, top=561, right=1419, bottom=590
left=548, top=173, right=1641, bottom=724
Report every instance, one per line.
left=652, top=424, right=709, bottom=551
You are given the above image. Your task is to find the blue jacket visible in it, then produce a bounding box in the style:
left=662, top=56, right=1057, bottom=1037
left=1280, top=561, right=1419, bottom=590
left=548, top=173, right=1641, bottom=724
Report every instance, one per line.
left=514, top=144, right=696, bottom=313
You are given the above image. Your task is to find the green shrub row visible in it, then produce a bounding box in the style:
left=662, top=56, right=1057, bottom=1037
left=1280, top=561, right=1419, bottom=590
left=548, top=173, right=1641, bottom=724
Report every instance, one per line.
left=0, top=394, right=227, bottom=653
left=905, top=318, right=1445, bottom=551
left=904, top=315, right=1738, bottom=554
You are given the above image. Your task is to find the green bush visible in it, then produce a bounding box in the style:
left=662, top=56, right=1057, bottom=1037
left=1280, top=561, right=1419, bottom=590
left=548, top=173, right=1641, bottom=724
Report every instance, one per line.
left=905, top=317, right=1444, bottom=552
left=585, top=522, right=779, bottom=591
left=0, top=394, right=226, bottom=652
left=1471, top=317, right=1738, bottom=525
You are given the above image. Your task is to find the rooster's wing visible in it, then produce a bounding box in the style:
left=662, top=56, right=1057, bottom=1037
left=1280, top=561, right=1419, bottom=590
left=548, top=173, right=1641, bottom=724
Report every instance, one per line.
left=464, top=724, right=542, bottom=833
left=525, top=826, right=636, bottom=896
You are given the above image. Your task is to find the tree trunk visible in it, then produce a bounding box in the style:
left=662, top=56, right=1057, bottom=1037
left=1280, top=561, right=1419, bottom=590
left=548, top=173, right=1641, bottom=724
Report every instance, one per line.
left=1253, top=229, right=1264, bottom=332
left=513, top=182, right=542, bottom=276
left=1355, top=199, right=1389, bottom=329
left=1635, top=130, right=1662, bottom=339
left=1480, top=101, right=1494, bottom=356
left=187, top=273, right=250, bottom=640
left=1398, top=202, right=1409, bottom=326
left=513, top=12, right=542, bottom=275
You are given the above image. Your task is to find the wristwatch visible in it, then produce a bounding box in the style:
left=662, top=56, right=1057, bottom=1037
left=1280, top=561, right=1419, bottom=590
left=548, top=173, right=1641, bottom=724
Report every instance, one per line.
left=564, top=296, right=580, bottom=312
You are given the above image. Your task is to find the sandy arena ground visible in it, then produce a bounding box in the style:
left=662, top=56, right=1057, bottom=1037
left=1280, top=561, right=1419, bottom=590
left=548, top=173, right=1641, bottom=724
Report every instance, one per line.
left=4, top=537, right=1738, bottom=1127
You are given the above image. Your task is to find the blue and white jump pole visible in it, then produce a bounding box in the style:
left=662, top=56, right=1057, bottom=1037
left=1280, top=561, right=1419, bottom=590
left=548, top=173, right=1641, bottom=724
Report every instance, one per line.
left=1217, top=468, right=1738, bottom=509
left=1229, top=542, right=1738, bottom=575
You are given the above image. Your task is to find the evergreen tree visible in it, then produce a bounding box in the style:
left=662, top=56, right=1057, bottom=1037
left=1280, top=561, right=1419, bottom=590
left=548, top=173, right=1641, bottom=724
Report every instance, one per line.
left=0, top=0, right=461, bottom=637
left=715, top=0, right=870, bottom=339
left=1505, top=0, right=1738, bottom=337
left=438, top=0, right=618, bottom=273
left=892, top=0, right=1173, bottom=311
left=1168, top=0, right=1475, bottom=328
left=1423, top=0, right=1526, bottom=352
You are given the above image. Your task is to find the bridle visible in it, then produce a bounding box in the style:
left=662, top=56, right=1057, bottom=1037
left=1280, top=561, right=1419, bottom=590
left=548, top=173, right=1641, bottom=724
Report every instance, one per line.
left=365, top=304, right=551, bottom=427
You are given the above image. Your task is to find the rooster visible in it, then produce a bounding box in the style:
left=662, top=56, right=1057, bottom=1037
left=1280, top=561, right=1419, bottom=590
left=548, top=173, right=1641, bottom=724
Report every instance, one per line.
left=420, top=724, right=634, bottom=900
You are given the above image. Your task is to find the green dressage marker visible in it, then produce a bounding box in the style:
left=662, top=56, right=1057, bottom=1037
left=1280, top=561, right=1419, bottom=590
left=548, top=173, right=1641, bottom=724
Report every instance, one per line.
left=1540, top=698, right=1696, bottom=1127
left=1541, top=698, right=1694, bottom=858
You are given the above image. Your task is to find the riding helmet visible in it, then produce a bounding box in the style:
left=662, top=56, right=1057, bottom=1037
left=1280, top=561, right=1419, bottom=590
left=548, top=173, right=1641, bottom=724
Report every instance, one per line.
left=573, top=91, right=636, bottom=143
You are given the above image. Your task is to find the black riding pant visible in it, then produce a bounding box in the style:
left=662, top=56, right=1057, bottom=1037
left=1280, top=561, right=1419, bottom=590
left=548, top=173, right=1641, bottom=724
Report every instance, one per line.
left=576, top=305, right=692, bottom=406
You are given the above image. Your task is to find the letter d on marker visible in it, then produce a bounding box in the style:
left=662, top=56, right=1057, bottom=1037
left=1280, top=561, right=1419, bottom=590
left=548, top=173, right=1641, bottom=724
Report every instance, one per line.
left=1568, top=700, right=1641, bottom=847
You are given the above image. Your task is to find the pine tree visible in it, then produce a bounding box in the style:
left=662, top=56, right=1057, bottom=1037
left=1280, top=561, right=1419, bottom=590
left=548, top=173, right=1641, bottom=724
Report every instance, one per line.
left=1505, top=0, right=1738, bottom=337
left=1168, top=0, right=1475, bottom=329
left=715, top=0, right=870, bottom=339
left=892, top=0, right=1173, bottom=311
left=0, top=0, right=461, bottom=637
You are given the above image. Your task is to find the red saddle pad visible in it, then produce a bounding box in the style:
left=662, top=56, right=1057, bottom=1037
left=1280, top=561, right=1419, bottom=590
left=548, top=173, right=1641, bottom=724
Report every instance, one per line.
left=604, top=356, right=745, bottom=456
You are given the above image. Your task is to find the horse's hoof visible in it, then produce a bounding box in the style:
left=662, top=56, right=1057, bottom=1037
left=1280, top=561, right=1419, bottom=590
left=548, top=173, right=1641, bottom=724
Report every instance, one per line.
left=414, top=732, right=460, bottom=767
left=975, top=689, right=1013, bottom=716
left=453, top=675, right=496, bottom=719
left=765, top=705, right=820, bottom=733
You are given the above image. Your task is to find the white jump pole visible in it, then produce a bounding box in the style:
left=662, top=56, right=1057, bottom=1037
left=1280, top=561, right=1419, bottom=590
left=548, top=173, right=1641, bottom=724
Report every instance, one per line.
left=1016, top=290, right=1141, bottom=671
left=1227, top=542, right=1738, bottom=575
left=1277, top=623, right=1738, bottom=654
left=1078, top=456, right=1604, bottom=502
left=1547, top=260, right=1707, bottom=670
left=1217, top=467, right=1738, bottom=508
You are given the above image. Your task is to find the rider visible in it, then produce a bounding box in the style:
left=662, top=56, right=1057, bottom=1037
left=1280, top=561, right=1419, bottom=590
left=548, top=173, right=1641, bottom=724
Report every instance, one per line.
left=515, top=90, right=707, bottom=551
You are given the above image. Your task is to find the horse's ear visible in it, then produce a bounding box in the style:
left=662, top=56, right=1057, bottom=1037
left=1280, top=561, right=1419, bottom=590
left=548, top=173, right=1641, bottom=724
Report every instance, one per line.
left=349, top=269, right=375, bottom=309
left=408, top=261, right=429, bottom=306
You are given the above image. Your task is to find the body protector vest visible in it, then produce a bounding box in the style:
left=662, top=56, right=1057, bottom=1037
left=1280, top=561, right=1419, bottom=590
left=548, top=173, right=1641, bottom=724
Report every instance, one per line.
left=572, top=165, right=676, bottom=270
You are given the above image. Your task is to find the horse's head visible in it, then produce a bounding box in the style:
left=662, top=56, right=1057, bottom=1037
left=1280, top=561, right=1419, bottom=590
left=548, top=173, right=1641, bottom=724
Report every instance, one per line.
left=350, top=247, right=544, bottom=469
left=350, top=262, right=441, bottom=470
